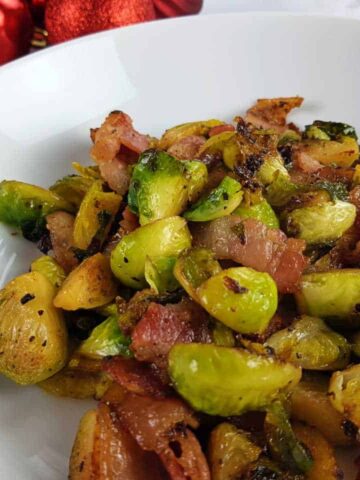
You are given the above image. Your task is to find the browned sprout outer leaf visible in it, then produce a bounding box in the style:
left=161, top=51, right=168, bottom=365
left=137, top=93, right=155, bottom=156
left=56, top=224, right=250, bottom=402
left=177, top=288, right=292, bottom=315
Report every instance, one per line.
left=329, top=364, right=360, bottom=429
left=209, top=423, right=261, bottom=480
left=54, top=253, right=117, bottom=310
left=69, top=409, right=97, bottom=480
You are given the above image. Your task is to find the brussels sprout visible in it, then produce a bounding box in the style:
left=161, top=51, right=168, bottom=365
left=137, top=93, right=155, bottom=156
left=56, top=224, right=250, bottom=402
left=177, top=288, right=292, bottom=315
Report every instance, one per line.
left=304, top=120, right=358, bottom=141
left=264, top=400, right=313, bottom=473
left=293, top=423, right=342, bottom=480
left=295, top=270, right=360, bottom=327
left=209, top=423, right=262, bottom=480
left=329, top=364, right=360, bottom=427
left=266, top=172, right=300, bottom=207
left=0, top=180, right=74, bottom=241
left=290, top=374, right=352, bottom=446
left=174, top=247, right=222, bottom=299
left=78, top=315, right=131, bottom=359
left=168, top=344, right=301, bottom=416
left=110, top=216, right=191, bottom=289
left=69, top=409, right=97, bottom=479
left=54, top=253, right=117, bottom=310
left=212, top=322, right=235, bottom=347
left=285, top=200, right=356, bottom=245
left=0, top=271, right=67, bottom=384
left=197, top=131, right=238, bottom=168
left=50, top=175, right=95, bottom=209
left=31, top=255, right=66, bottom=289
left=96, top=303, right=118, bottom=317
left=144, top=256, right=179, bottom=293
left=233, top=198, right=279, bottom=229
left=266, top=316, right=350, bottom=370
left=72, top=162, right=101, bottom=179
left=73, top=181, right=121, bottom=250
left=196, top=267, right=278, bottom=334
left=257, top=154, right=289, bottom=185
left=159, top=119, right=223, bottom=150
left=184, top=176, right=243, bottom=222
left=278, top=129, right=301, bottom=146
left=183, top=160, right=208, bottom=202
left=295, top=137, right=359, bottom=168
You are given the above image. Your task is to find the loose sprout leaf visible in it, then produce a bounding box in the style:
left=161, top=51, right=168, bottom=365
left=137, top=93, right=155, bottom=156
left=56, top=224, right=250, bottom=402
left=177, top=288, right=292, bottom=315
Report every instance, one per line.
left=304, top=120, right=358, bottom=141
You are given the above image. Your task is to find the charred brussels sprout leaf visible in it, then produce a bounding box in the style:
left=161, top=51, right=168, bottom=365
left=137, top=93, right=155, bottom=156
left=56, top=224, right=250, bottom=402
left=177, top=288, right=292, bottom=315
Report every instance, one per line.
left=110, top=216, right=191, bottom=289
left=304, top=120, right=358, bottom=141
left=54, top=253, right=117, bottom=310
left=168, top=344, right=301, bottom=416
left=296, top=270, right=360, bottom=327
left=78, top=315, right=131, bottom=359
left=73, top=181, right=121, bottom=250
left=285, top=200, right=356, bottom=245
left=266, top=316, right=350, bottom=370
left=0, top=271, right=67, bottom=384
left=50, top=175, right=95, bottom=209
left=184, top=176, right=243, bottom=222
left=144, top=256, right=179, bottom=293
left=209, top=423, right=261, bottom=480
left=159, top=119, right=223, bottom=150
left=233, top=198, right=279, bottom=229
left=329, top=364, right=360, bottom=428
left=31, top=255, right=66, bottom=289
left=0, top=180, right=74, bottom=241
left=196, top=267, right=278, bottom=334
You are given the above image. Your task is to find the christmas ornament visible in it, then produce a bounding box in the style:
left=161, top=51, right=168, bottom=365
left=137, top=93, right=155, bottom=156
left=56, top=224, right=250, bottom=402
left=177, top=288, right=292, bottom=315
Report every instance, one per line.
left=45, top=0, right=156, bottom=44
left=153, top=0, right=202, bottom=18
left=0, top=0, right=33, bottom=65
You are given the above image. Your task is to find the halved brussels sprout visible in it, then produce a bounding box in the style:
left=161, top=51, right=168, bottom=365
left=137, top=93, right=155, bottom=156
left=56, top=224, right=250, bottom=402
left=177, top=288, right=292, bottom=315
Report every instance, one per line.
left=257, top=154, right=289, bottom=185
left=73, top=181, right=121, bottom=250
left=304, top=120, right=358, bottom=141
left=266, top=316, right=350, bottom=370
left=265, top=172, right=299, bottom=207
left=174, top=248, right=222, bottom=300
left=0, top=271, right=67, bottom=384
left=69, top=409, right=97, bottom=479
left=168, top=344, right=301, bottom=416
left=293, top=423, right=342, bottom=480
left=197, top=131, right=238, bottom=167
left=54, top=253, right=117, bottom=310
left=184, top=176, right=243, bottom=222
left=285, top=200, right=356, bottom=245
left=233, top=198, right=279, bottom=229
left=159, top=119, right=223, bottom=150
left=265, top=400, right=313, bottom=474
left=296, top=270, right=360, bottom=327
left=77, top=315, right=131, bottom=359
left=50, top=175, right=95, bottom=209
left=290, top=374, right=352, bottom=446
left=31, top=255, right=66, bottom=289
left=329, top=364, right=360, bottom=427
left=144, top=256, right=179, bottom=293
left=209, top=423, right=261, bottom=480
left=183, top=160, right=208, bottom=202
left=0, top=180, right=74, bottom=241
left=110, top=216, right=191, bottom=289
left=212, top=322, right=235, bottom=347
left=278, top=129, right=301, bottom=146
left=196, top=267, right=277, bottom=334
left=294, top=137, right=359, bottom=168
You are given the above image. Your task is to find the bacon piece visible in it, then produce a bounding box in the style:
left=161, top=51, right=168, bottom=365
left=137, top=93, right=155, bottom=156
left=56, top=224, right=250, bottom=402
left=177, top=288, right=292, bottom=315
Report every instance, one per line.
left=167, top=135, right=206, bottom=160
left=131, top=299, right=211, bottom=369
left=245, top=97, right=303, bottom=133
left=120, top=205, right=139, bottom=234
left=98, top=158, right=131, bottom=194
left=192, top=216, right=308, bottom=293
left=208, top=124, right=235, bottom=137
left=46, top=211, right=78, bottom=273
left=292, top=148, right=323, bottom=173
left=102, top=356, right=169, bottom=397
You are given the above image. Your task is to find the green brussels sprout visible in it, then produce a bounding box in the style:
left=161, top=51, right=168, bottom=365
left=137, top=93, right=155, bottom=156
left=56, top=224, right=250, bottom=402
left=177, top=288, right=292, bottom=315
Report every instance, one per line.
left=212, top=322, right=235, bottom=347
left=304, top=120, right=357, bottom=141
left=0, top=271, right=68, bottom=384
left=295, top=137, right=359, bottom=168
left=111, top=216, right=191, bottom=289
left=256, top=154, right=289, bottom=185
left=144, top=255, right=179, bottom=293
left=278, top=129, right=301, bottom=146
left=73, top=181, right=121, bottom=250
left=77, top=315, right=131, bottom=359
left=296, top=270, right=360, bottom=327
left=266, top=316, right=350, bottom=370
left=168, top=344, right=301, bottom=416
left=0, top=180, right=74, bottom=241
left=184, top=176, right=243, bottom=222
left=31, top=255, right=66, bottom=289
left=285, top=200, right=356, bottom=245
left=265, top=400, right=313, bottom=474
left=196, top=267, right=278, bottom=334
left=183, top=160, right=208, bottom=202
left=50, top=175, right=95, bottom=209
left=159, top=119, right=223, bottom=150
left=128, top=150, right=189, bottom=225
left=208, top=423, right=262, bottom=480
left=233, top=198, right=279, bottom=229
left=265, top=172, right=300, bottom=207
left=174, top=247, right=222, bottom=299
left=197, top=131, right=238, bottom=168
left=329, top=364, right=360, bottom=427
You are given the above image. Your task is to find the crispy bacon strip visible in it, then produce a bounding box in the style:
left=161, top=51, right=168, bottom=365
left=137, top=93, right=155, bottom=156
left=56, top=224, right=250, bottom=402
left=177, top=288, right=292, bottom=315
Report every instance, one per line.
left=245, top=97, right=303, bottom=133
left=192, top=216, right=308, bottom=293
left=46, top=211, right=78, bottom=273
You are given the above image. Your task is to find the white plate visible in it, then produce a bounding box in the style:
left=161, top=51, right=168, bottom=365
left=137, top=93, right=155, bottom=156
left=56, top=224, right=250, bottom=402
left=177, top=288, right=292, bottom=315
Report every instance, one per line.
left=0, top=12, right=360, bottom=479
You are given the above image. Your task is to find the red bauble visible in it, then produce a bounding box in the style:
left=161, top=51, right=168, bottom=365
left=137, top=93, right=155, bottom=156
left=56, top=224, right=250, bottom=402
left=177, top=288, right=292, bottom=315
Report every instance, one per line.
left=0, top=0, right=33, bottom=64
left=45, top=0, right=156, bottom=45
left=153, top=0, right=202, bottom=18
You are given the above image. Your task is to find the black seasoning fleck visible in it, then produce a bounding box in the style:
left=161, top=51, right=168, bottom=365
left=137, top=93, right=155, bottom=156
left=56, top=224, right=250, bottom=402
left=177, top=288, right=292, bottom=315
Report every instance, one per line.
left=42, top=340, right=47, bottom=347
left=29, top=336, right=35, bottom=343
left=20, top=293, right=35, bottom=305
left=222, top=192, right=229, bottom=200
left=342, top=419, right=358, bottom=438
left=124, top=257, right=129, bottom=264
left=231, top=223, right=246, bottom=245
left=38, top=310, right=44, bottom=316
left=223, top=276, right=248, bottom=294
